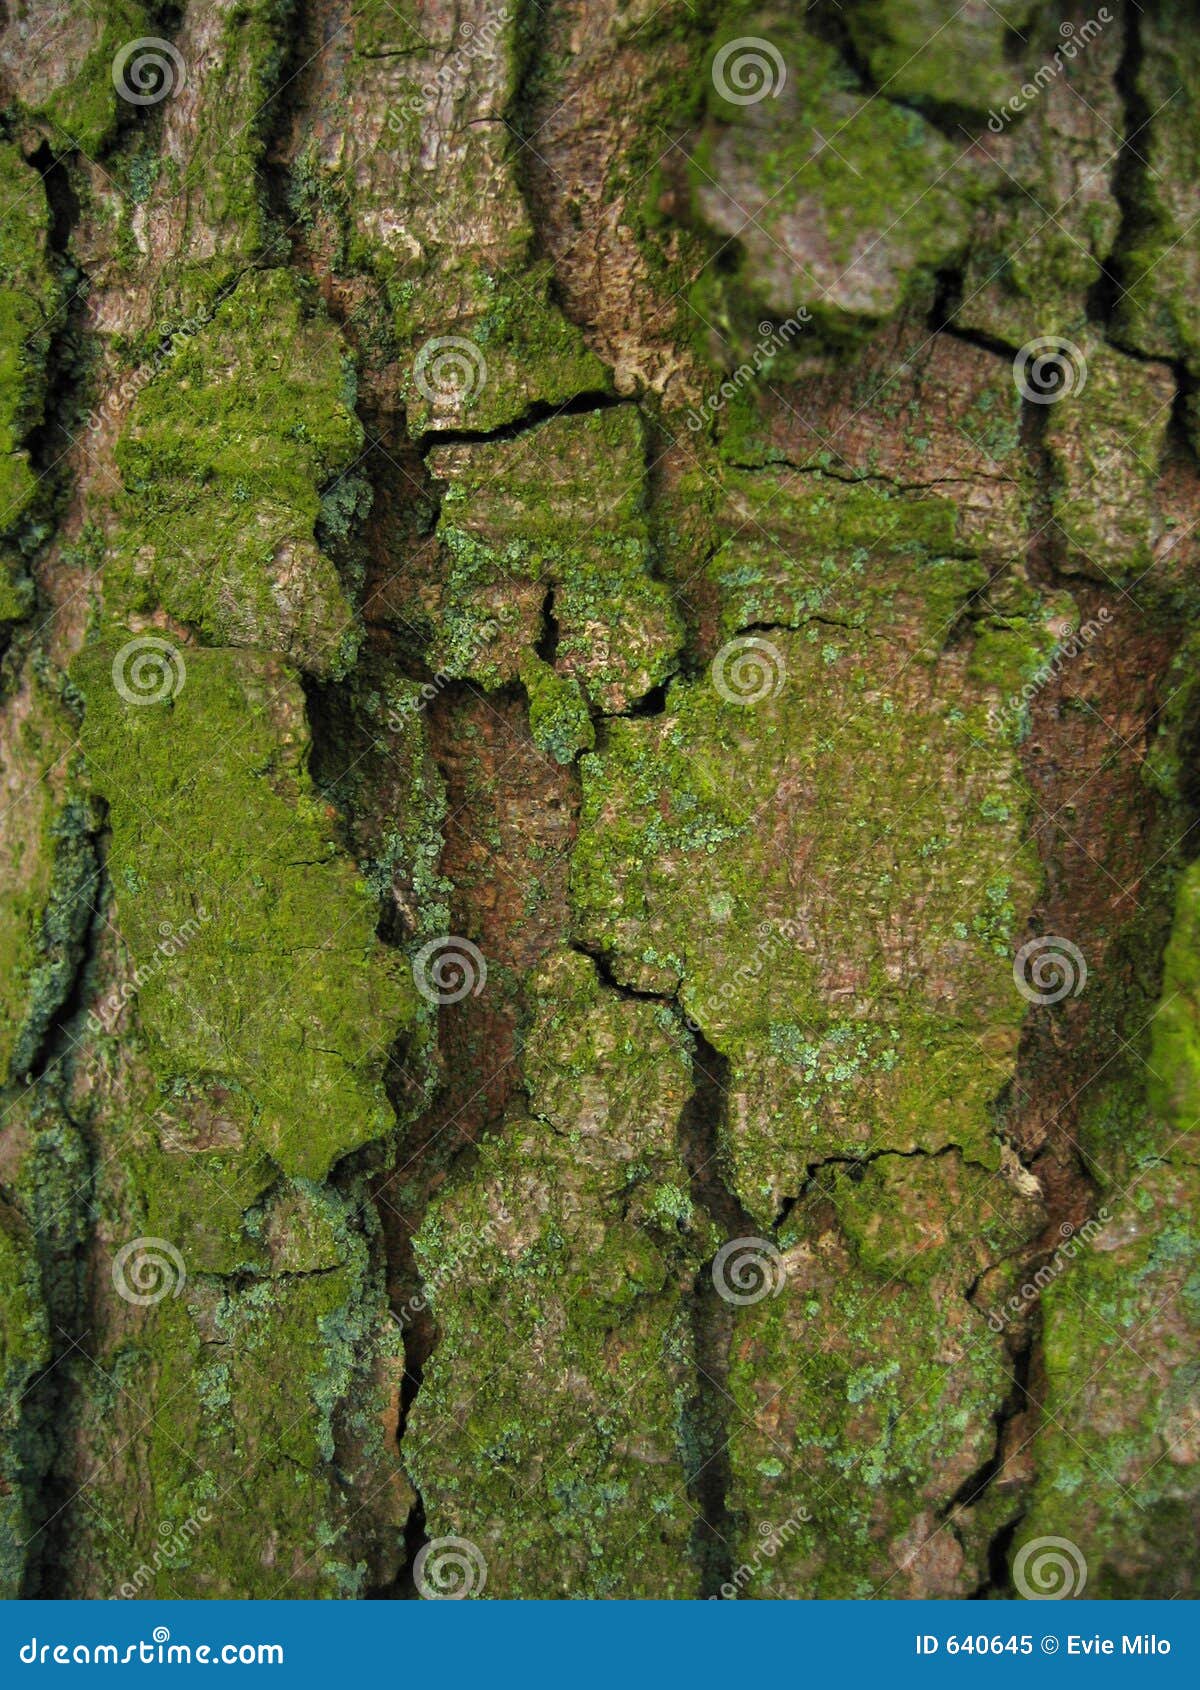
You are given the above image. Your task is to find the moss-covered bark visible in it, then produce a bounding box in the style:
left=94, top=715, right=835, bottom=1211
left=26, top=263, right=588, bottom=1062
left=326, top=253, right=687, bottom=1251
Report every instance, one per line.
left=0, top=0, right=1197, bottom=1600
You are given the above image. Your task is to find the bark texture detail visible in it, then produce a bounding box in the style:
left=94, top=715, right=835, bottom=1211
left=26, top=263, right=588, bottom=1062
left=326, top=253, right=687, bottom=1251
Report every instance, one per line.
left=0, top=0, right=1197, bottom=1601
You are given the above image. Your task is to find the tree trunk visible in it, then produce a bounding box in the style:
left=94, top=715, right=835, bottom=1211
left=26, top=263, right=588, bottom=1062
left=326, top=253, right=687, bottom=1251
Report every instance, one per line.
left=0, top=0, right=1197, bottom=1600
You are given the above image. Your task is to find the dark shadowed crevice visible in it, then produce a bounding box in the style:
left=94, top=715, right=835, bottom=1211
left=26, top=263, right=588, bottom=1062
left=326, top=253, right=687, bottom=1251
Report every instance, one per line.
left=392, top=1493, right=427, bottom=1600
left=534, top=585, right=558, bottom=663
left=956, top=1315, right=1039, bottom=1600
left=14, top=839, right=110, bottom=1593
left=980, top=1508, right=1026, bottom=1599
left=801, top=0, right=998, bottom=139
left=15, top=142, right=89, bottom=608
left=1087, top=0, right=1147, bottom=334
left=367, top=671, right=581, bottom=1594
left=567, top=939, right=675, bottom=1004
left=415, top=388, right=625, bottom=452
left=775, top=1142, right=969, bottom=1230
left=2, top=134, right=102, bottom=1593
left=685, top=1277, right=737, bottom=1598
left=11, top=801, right=105, bottom=1088
left=15, top=1093, right=96, bottom=1599
left=601, top=678, right=672, bottom=719
left=676, top=1031, right=754, bottom=1597
left=964, top=353, right=1183, bottom=1587
left=929, top=264, right=966, bottom=337
left=937, top=310, right=1020, bottom=364
left=947, top=1315, right=1035, bottom=1524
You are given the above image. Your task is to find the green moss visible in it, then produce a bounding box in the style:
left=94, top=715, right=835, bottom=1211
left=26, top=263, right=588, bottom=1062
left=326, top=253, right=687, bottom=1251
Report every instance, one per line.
left=9, top=2, right=148, bottom=153
left=1043, top=339, right=1173, bottom=580
left=1147, top=860, right=1200, bottom=1134
left=110, top=270, right=364, bottom=676
left=303, top=658, right=451, bottom=955
left=702, top=467, right=980, bottom=648
left=845, top=0, right=1041, bottom=121
left=399, top=264, right=610, bottom=437
left=1019, top=1164, right=1200, bottom=1596
left=689, top=14, right=988, bottom=334
left=725, top=1155, right=1035, bottom=1596
left=7, top=798, right=100, bottom=1078
left=72, top=1178, right=406, bottom=1597
left=83, top=1, right=298, bottom=308
left=407, top=948, right=714, bottom=1595
left=176, top=0, right=296, bottom=286
left=428, top=408, right=683, bottom=710
left=0, top=141, right=61, bottom=615
left=307, top=3, right=609, bottom=435
left=955, top=0, right=1122, bottom=347
left=295, top=16, right=621, bottom=428
left=1110, top=4, right=1200, bottom=408
left=74, top=642, right=416, bottom=1181
left=831, top=1152, right=1041, bottom=1288
left=966, top=591, right=1078, bottom=743
left=570, top=607, right=1041, bottom=1219
left=0, top=673, right=95, bottom=1082
left=0, top=1201, right=51, bottom=1596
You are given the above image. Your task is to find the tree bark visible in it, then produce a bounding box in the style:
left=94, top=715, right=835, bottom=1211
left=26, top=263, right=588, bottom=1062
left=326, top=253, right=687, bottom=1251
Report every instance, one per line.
left=0, top=0, right=1197, bottom=1600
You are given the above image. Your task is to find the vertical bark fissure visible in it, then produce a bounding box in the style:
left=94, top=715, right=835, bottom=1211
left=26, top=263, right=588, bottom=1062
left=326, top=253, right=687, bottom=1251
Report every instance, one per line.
left=1088, top=0, right=1148, bottom=337
left=19, top=142, right=87, bottom=535
left=0, top=113, right=106, bottom=1595
left=676, top=1032, right=753, bottom=1597
left=15, top=838, right=110, bottom=1596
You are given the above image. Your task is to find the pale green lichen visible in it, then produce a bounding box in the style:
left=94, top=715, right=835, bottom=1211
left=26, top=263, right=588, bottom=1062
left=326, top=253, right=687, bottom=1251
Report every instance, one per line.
left=520, top=650, right=595, bottom=764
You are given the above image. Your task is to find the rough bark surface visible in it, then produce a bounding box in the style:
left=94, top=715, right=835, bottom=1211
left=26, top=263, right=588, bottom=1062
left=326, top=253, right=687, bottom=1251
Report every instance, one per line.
left=0, top=0, right=1197, bottom=1600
